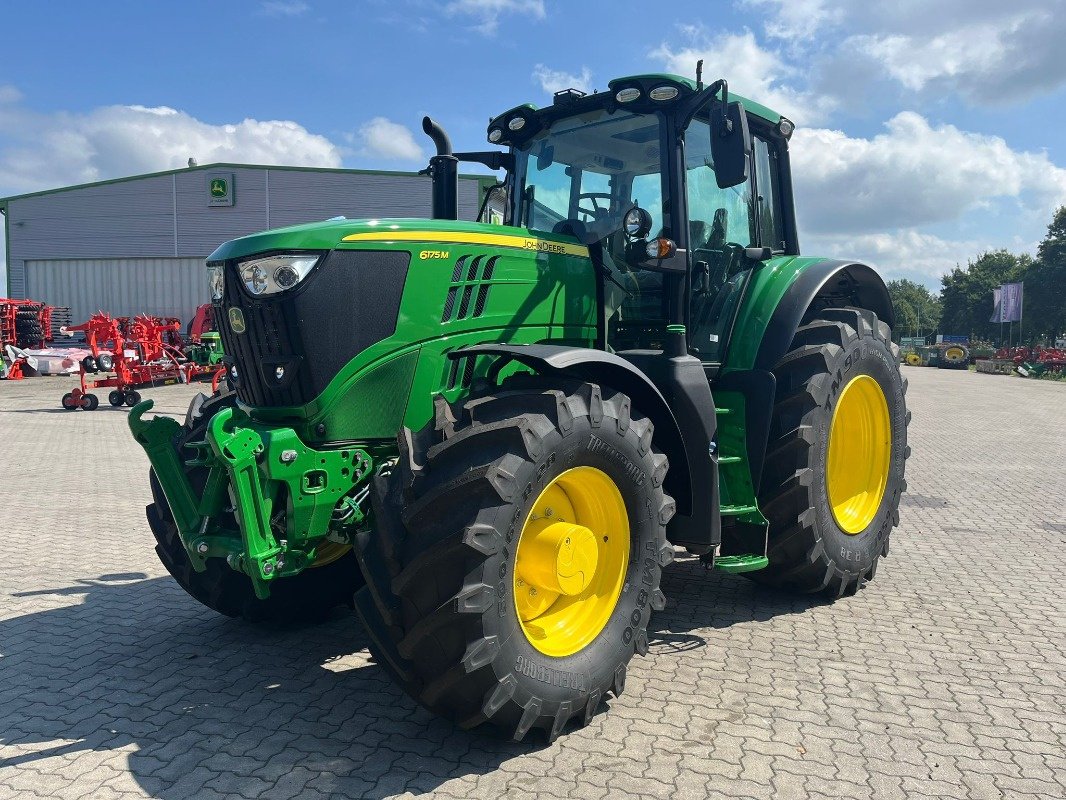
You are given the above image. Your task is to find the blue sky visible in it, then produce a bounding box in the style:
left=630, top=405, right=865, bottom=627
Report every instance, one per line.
left=3, top=0, right=1066, bottom=291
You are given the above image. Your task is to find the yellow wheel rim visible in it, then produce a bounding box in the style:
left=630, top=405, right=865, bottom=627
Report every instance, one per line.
left=308, top=541, right=351, bottom=568
left=944, top=346, right=965, bottom=361
left=905, top=353, right=921, bottom=366
left=514, top=466, right=629, bottom=657
left=826, top=375, right=892, bottom=535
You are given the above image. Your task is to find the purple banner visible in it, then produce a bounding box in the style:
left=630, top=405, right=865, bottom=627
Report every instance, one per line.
left=1001, top=282, right=1023, bottom=323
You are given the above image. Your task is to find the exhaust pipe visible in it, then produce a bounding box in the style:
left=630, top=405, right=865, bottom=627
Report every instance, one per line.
left=422, top=116, right=458, bottom=221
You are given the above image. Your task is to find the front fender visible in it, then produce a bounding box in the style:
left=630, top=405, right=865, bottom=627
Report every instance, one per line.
left=453, top=343, right=693, bottom=517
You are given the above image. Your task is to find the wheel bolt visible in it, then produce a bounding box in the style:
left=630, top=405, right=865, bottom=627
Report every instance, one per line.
left=196, top=542, right=209, bottom=555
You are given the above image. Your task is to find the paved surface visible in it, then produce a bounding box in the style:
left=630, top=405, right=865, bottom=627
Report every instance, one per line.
left=0, top=369, right=1064, bottom=800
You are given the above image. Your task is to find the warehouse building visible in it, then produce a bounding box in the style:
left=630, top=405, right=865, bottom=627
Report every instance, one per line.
left=0, top=164, right=493, bottom=326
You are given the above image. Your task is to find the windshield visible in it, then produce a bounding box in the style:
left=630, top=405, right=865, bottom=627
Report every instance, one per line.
left=513, top=109, right=664, bottom=245
left=513, top=109, right=668, bottom=338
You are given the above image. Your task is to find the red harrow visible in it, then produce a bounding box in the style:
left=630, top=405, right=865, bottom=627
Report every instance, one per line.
left=59, top=312, right=223, bottom=411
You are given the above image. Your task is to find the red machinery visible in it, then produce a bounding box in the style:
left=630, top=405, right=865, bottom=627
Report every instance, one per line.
left=0, top=298, right=48, bottom=350
left=59, top=312, right=222, bottom=411
left=993, top=346, right=1066, bottom=365
left=187, top=303, right=216, bottom=341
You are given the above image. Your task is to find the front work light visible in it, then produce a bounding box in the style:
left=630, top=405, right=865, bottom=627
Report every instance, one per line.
left=238, top=254, right=320, bottom=296
left=207, top=263, right=225, bottom=299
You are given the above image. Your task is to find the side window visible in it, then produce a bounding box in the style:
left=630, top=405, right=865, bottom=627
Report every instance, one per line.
left=753, top=136, right=786, bottom=252
left=526, top=160, right=571, bottom=232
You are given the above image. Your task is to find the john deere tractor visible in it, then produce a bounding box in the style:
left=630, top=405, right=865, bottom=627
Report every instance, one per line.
left=130, top=72, right=909, bottom=741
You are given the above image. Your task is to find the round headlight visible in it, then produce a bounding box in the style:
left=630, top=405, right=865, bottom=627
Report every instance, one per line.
left=488, top=128, right=503, bottom=143
left=508, top=117, right=526, bottom=131
left=273, top=265, right=300, bottom=289
left=623, top=207, right=652, bottom=240
left=649, top=86, right=679, bottom=101
left=615, top=87, right=641, bottom=103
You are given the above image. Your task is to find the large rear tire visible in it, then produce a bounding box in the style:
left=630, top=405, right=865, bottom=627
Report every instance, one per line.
left=354, top=379, right=674, bottom=741
left=751, top=308, right=909, bottom=597
left=146, top=391, right=363, bottom=622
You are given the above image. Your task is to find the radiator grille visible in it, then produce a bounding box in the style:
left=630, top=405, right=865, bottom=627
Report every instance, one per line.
left=440, top=255, right=498, bottom=323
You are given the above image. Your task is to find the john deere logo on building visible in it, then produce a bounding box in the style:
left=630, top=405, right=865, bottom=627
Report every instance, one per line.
left=207, top=172, right=235, bottom=207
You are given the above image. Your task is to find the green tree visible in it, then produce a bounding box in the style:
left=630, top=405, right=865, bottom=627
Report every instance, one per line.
left=939, top=250, right=1029, bottom=343
left=886, top=279, right=941, bottom=340
left=1024, top=206, right=1066, bottom=341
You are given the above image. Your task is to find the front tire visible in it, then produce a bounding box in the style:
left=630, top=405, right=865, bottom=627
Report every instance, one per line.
left=355, top=380, right=674, bottom=741
left=752, top=308, right=909, bottom=597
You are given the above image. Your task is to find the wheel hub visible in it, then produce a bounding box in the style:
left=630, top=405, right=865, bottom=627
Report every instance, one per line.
left=826, top=374, right=892, bottom=534
left=514, top=466, right=629, bottom=658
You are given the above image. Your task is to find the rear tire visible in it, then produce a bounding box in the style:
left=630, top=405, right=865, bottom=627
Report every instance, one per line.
left=108, top=390, right=124, bottom=407
left=146, top=391, right=364, bottom=622
left=751, top=308, right=909, bottom=597
left=354, top=380, right=674, bottom=741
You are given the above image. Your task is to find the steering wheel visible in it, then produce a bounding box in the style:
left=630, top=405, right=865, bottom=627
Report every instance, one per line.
left=576, top=192, right=614, bottom=222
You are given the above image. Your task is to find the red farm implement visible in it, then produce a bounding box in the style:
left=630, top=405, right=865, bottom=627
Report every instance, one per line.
left=59, top=312, right=224, bottom=411
left=0, top=298, right=49, bottom=350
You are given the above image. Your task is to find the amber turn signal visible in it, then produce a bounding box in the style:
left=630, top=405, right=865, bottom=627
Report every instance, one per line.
left=645, top=238, right=677, bottom=260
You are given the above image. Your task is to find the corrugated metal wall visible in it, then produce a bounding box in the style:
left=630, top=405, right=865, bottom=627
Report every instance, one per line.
left=6, top=166, right=485, bottom=318
left=23, top=258, right=209, bottom=326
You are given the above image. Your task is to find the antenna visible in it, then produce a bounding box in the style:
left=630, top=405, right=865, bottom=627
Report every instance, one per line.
left=696, top=59, right=704, bottom=91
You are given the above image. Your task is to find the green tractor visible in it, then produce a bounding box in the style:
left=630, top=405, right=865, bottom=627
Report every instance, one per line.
left=130, top=72, right=909, bottom=741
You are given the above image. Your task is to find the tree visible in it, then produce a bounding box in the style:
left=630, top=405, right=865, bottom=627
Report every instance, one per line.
left=1025, top=206, right=1066, bottom=340
left=939, top=250, right=1029, bottom=343
left=886, top=279, right=941, bottom=340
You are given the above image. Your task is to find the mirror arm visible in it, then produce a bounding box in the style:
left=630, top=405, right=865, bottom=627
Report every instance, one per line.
left=678, top=78, right=728, bottom=129
left=454, top=150, right=515, bottom=173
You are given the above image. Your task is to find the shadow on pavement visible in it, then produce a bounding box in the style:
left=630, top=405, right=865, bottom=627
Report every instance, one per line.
left=0, top=574, right=535, bottom=798
left=0, top=559, right=823, bottom=797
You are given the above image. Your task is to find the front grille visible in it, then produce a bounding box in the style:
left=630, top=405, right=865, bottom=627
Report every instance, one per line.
left=216, top=249, right=411, bottom=408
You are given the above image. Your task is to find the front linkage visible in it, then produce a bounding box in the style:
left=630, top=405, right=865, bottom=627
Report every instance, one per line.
left=128, top=400, right=373, bottom=599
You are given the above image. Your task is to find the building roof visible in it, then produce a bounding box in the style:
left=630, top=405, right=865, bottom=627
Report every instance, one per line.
left=0, top=162, right=493, bottom=209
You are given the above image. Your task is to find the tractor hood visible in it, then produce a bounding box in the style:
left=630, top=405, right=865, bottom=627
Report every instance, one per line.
left=206, top=218, right=588, bottom=263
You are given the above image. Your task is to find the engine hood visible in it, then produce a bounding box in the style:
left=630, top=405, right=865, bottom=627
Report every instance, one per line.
left=206, top=218, right=588, bottom=262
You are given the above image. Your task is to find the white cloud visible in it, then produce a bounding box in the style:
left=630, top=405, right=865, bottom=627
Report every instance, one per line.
left=745, top=0, right=840, bottom=42
left=846, top=9, right=1066, bottom=103
left=649, top=27, right=835, bottom=124
left=353, top=117, right=423, bottom=162
left=790, top=112, right=1066, bottom=236
left=803, top=229, right=990, bottom=284
left=0, top=103, right=341, bottom=195
left=532, top=64, right=592, bottom=96
left=445, top=0, right=544, bottom=35
left=260, top=1, right=309, bottom=16
left=0, top=85, right=21, bottom=104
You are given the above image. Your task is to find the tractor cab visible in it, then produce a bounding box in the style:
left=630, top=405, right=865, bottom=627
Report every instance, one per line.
left=436, top=72, right=797, bottom=368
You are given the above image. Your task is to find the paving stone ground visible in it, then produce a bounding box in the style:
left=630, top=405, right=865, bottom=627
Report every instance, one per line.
left=0, top=368, right=1064, bottom=800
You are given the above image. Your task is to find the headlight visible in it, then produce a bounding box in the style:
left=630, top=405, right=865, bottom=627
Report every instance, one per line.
left=238, top=254, right=320, bottom=296
left=207, top=263, right=225, bottom=300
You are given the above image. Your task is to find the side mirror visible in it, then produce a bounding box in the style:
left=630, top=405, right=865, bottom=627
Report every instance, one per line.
left=710, top=101, right=751, bottom=189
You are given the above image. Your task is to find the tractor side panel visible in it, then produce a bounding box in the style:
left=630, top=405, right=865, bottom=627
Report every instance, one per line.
left=232, top=240, right=598, bottom=441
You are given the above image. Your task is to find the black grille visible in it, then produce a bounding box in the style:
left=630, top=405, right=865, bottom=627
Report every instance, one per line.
left=217, top=249, right=410, bottom=407
left=440, top=255, right=498, bottom=323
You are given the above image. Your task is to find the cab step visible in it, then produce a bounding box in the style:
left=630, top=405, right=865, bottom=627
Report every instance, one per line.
left=712, top=554, right=769, bottom=573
